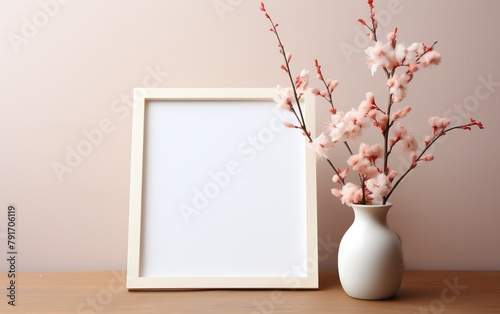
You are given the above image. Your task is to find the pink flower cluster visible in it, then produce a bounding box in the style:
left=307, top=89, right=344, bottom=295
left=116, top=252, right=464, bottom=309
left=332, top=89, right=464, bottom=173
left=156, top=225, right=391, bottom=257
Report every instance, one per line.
left=327, top=92, right=374, bottom=143
left=273, top=86, right=293, bottom=111
left=365, top=37, right=440, bottom=104
left=261, top=0, right=484, bottom=205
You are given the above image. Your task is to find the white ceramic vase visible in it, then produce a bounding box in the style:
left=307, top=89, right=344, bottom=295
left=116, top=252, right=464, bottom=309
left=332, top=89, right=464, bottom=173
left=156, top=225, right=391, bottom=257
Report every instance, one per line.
left=338, top=202, right=403, bottom=300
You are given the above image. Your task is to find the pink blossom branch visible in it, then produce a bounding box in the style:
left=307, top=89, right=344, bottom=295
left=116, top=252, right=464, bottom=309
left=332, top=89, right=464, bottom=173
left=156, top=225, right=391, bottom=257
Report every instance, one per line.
left=260, top=2, right=345, bottom=185
left=314, top=59, right=361, bottom=189
left=260, top=4, right=308, bottom=132
left=313, top=59, right=336, bottom=113
left=358, top=0, right=378, bottom=41
left=314, top=59, right=357, bottom=189
left=381, top=92, right=409, bottom=162
left=265, top=17, right=307, bottom=131
left=359, top=0, right=392, bottom=78
left=343, top=141, right=366, bottom=201
left=414, top=41, right=438, bottom=64
left=383, top=119, right=484, bottom=202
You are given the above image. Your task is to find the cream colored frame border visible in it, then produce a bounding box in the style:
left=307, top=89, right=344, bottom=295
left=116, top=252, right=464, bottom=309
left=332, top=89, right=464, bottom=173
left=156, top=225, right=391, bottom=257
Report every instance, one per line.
left=126, top=88, right=318, bottom=290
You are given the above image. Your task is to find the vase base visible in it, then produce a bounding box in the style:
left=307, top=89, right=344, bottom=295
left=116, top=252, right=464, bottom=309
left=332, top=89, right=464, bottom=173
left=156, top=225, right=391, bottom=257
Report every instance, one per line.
left=344, top=291, right=399, bottom=301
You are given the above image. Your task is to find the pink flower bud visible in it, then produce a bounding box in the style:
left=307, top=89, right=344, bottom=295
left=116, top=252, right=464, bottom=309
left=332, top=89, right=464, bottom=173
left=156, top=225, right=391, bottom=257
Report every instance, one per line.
left=376, top=114, right=389, bottom=132
left=410, top=151, right=417, bottom=161
left=424, top=135, right=433, bottom=146
left=421, top=154, right=434, bottom=161
left=367, top=109, right=377, bottom=119
left=388, top=170, right=398, bottom=181
left=408, top=62, right=419, bottom=72
left=391, top=106, right=411, bottom=120
left=331, top=188, right=341, bottom=198
left=329, top=80, right=339, bottom=91
left=420, top=51, right=441, bottom=68
left=440, top=118, right=451, bottom=128
left=386, top=27, right=397, bottom=44
left=283, top=121, right=296, bottom=128
left=470, top=118, right=484, bottom=129
left=428, top=116, right=439, bottom=127
left=365, top=92, right=375, bottom=104
left=339, top=168, right=349, bottom=179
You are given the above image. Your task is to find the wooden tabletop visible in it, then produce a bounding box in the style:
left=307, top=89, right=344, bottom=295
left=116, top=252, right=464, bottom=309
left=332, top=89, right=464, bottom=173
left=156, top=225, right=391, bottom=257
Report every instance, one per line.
left=1, top=270, right=499, bottom=313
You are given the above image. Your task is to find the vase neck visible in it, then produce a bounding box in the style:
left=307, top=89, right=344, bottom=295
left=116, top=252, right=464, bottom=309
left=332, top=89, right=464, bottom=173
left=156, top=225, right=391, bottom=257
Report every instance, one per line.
left=351, top=203, right=392, bottom=225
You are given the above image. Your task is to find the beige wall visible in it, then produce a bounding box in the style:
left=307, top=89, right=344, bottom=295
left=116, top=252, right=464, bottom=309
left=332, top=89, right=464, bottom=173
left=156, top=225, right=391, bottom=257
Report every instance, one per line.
left=0, top=0, right=499, bottom=272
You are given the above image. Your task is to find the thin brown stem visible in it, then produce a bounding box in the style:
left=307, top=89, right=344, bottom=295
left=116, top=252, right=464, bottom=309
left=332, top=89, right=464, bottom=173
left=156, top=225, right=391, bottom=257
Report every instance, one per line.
left=383, top=82, right=394, bottom=178
left=262, top=7, right=345, bottom=185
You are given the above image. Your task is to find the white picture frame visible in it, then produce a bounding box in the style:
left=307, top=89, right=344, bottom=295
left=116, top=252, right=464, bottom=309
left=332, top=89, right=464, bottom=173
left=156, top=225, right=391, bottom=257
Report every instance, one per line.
left=126, top=88, right=318, bottom=289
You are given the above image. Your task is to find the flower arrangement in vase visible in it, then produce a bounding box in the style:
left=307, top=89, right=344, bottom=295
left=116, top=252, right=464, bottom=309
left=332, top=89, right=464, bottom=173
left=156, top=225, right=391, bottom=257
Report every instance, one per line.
left=260, top=0, right=484, bottom=300
left=260, top=0, right=483, bottom=206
